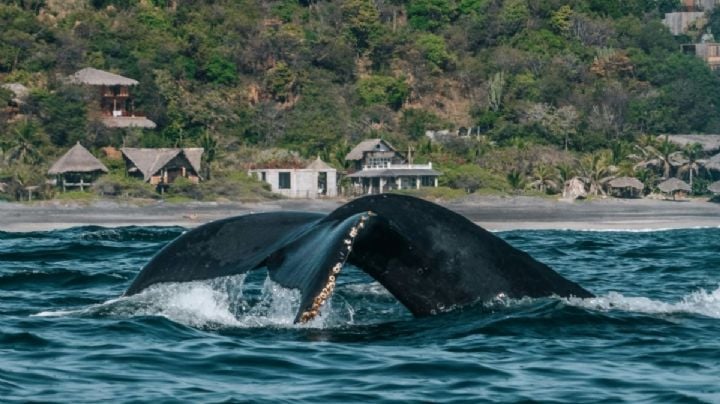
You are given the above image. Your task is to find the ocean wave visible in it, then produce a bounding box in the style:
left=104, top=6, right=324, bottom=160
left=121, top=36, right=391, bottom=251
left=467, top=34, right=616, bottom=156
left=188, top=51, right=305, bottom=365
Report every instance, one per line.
left=566, top=287, right=720, bottom=319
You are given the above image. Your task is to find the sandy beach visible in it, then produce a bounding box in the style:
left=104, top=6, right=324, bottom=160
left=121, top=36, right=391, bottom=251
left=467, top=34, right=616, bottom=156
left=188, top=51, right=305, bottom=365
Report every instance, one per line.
left=1, top=196, right=719, bottom=232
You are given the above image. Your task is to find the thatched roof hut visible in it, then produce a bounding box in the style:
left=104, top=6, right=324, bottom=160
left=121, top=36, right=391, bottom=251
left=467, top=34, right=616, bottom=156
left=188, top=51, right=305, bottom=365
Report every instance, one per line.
left=663, top=134, right=720, bottom=153
left=608, top=176, right=644, bottom=190
left=121, top=148, right=203, bottom=184
left=706, top=153, right=720, bottom=172
left=657, top=178, right=691, bottom=195
left=607, top=176, right=644, bottom=198
left=708, top=181, right=720, bottom=194
left=69, top=67, right=138, bottom=86
left=48, top=142, right=108, bottom=175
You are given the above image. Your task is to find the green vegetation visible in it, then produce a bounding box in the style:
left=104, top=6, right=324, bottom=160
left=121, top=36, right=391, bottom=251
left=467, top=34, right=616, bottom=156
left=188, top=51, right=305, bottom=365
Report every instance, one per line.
left=2, top=0, right=720, bottom=203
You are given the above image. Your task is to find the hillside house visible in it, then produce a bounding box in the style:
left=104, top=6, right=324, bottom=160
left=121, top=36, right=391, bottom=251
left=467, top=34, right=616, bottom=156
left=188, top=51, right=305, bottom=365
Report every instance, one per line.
left=345, top=139, right=440, bottom=195
left=121, top=148, right=203, bottom=185
left=249, top=157, right=337, bottom=199
left=70, top=68, right=156, bottom=129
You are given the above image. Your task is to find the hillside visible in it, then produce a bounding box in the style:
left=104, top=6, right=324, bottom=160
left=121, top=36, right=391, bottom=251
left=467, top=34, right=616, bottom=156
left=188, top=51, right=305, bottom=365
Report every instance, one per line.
left=2, top=0, right=720, bottom=200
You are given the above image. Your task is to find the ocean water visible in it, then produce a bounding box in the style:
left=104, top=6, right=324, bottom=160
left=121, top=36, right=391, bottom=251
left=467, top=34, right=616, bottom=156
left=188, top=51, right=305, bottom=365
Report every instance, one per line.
left=1, top=225, right=719, bottom=402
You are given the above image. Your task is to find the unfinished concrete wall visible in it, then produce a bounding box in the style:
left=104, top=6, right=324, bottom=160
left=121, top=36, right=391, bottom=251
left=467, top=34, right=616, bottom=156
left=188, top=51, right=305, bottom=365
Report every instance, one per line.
left=663, top=12, right=705, bottom=35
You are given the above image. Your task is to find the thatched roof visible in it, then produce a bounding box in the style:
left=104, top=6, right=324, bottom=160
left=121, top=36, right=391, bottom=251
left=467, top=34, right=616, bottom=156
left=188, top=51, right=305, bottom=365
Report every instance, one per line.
left=306, top=157, right=334, bottom=170
left=708, top=181, right=720, bottom=194
left=345, top=139, right=397, bottom=160
left=48, top=142, right=109, bottom=175
left=608, top=176, right=644, bottom=190
left=70, top=67, right=139, bottom=86
left=663, top=134, right=720, bottom=153
left=657, top=178, right=691, bottom=193
left=706, top=153, right=720, bottom=172
left=1, top=83, right=29, bottom=103
left=102, top=116, right=157, bottom=129
left=121, top=148, right=203, bottom=182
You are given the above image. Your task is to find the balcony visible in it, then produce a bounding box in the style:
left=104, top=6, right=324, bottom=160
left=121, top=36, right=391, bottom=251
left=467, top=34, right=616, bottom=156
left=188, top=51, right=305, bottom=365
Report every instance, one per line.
left=361, top=162, right=433, bottom=171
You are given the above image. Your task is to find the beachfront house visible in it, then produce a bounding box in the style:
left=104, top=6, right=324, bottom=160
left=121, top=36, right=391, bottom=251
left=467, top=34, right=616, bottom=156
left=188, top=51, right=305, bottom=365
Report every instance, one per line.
left=345, top=138, right=440, bottom=195
left=121, top=148, right=203, bottom=185
left=249, top=157, right=337, bottom=199
left=48, top=142, right=109, bottom=192
left=69, top=67, right=156, bottom=129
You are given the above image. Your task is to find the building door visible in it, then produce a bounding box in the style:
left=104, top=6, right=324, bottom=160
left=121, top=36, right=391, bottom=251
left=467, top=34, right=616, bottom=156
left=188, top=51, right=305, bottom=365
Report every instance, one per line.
left=318, top=172, right=327, bottom=196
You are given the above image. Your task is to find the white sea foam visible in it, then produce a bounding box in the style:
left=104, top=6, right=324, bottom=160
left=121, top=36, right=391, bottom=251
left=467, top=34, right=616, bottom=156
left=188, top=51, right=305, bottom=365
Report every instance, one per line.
left=34, top=274, right=332, bottom=329
left=566, top=286, right=720, bottom=319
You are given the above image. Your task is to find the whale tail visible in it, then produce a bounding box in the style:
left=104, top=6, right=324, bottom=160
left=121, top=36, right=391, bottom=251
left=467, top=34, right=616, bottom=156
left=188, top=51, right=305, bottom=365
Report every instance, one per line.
left=124, top=194, right=593, bottom=323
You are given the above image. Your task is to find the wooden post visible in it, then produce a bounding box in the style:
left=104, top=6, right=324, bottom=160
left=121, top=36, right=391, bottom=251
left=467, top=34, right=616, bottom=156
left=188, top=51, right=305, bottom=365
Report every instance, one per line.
left=80, top=178, right=84, bottom=192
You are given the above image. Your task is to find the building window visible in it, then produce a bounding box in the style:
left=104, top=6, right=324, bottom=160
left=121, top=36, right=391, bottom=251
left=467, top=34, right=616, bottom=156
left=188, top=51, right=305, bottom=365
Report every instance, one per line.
left=261, top=171, right=266, bottom=182
left=279, top=172, right=291, bottom=189
left=421, top=176, right=434, bottom=186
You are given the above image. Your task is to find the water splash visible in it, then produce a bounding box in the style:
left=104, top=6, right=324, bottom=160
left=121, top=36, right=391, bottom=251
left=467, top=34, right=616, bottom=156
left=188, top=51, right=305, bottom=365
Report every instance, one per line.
left=566, top=286, right=720, bottom=319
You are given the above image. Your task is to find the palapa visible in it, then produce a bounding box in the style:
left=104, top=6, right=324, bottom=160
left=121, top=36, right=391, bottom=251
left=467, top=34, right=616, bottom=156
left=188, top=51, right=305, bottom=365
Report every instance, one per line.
left=708, top=181, right=720, bottom=194
left=657, top=178, right=691, bottom=193
left=48, top=142, right=109, bottom=175
left=705, top=153, right=720, bottom=172
left=663, top=134, right=720, bottom=153
left=69, top=67, right=139, bottom=86
left=121, top=148, right=203, bottom=182
left=608, top=176, right=644, bottom=190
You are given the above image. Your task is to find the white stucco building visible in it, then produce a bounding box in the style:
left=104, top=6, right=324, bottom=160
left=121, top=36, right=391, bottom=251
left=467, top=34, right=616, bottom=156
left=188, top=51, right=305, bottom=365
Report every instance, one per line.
left=249, top=157, right=337, bottom=199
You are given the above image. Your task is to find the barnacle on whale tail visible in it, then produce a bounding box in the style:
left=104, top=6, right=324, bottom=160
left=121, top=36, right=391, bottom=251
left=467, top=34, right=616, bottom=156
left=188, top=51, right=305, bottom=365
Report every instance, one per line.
left=298, top=213, right=371, bottom=323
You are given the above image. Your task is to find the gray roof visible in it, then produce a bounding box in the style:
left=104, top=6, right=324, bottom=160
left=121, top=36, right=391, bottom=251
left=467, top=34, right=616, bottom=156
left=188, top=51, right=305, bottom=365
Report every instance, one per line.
left=48, top=142, right=109, bottom=175
left=345, top=139, right=397, bottom=160
left=306, top=157, right=335, bottom=170
left=663, top=134, right=720, bottom=153
left=709, top=181, right=720, bottom=194
left=347, top=168, right=440, bottom=178
left=102, top=116, right=157, bottom=129
left=657, top=178, right=691, bottom=193
left=608, top=176, right=644, bottom=190
left=70, top=67, right=139, bottom=86
left=121, top=148, right=203, bottom=182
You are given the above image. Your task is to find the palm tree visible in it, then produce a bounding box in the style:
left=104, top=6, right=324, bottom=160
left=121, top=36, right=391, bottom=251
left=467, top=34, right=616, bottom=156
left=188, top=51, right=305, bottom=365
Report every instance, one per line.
left=531, top=165, right=557, bottom=193
left=6, top=121, right=44, bottom=165
left=507, top=170, right=525, bottom=193
left=200, top=131, right=218, bottom=180
left=579, top=151, right=610, bottom=196
left=679, top=142, right=703, bottom=192
left=556, top=162, right=575, bottom=187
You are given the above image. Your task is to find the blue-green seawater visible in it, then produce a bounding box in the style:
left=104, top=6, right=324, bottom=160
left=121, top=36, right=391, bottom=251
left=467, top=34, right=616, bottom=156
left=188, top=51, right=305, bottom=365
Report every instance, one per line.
left=1, top=226, right=719, bottom=402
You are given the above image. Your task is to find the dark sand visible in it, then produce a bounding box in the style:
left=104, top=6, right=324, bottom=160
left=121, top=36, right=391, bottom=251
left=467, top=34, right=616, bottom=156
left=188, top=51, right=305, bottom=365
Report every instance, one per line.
left=1, top=196, right=719, bottom=232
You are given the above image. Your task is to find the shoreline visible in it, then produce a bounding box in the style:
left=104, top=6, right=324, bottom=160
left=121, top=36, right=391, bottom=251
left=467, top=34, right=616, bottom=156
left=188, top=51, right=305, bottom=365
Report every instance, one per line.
left=1, top=196, right=719, bottom=232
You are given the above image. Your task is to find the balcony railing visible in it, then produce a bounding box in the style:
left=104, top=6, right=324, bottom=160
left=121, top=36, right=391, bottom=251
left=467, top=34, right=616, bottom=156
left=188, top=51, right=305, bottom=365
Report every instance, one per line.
left=361, top=162, right=433, bottom=170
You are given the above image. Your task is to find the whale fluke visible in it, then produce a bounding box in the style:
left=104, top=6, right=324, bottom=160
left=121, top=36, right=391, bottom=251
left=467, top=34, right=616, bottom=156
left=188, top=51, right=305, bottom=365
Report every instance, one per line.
left=125, top=194, right=593, bottom=323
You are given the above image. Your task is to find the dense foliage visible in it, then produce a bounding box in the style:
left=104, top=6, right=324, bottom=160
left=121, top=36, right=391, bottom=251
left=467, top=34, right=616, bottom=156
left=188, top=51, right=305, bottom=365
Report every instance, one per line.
left=2, top=0, right=720, bottom=201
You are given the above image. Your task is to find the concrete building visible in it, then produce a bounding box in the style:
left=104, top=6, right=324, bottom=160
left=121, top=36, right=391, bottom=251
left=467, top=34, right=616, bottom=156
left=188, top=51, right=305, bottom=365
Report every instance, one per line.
left=249, top=157, right=337, bottom=199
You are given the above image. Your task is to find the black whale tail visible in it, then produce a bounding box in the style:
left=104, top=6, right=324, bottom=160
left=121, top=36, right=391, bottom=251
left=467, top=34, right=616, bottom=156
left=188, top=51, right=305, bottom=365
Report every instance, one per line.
left=124, top=194, right=593, bottom=323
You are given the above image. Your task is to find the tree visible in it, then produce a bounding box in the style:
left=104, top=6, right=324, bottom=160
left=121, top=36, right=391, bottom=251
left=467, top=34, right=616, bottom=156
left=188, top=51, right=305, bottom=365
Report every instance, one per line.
left=407, top=0, right=453, bottom=31
left=5, top=120, right=46, bottom=165
left=342, top=0, right=381, bottom=52
left=200, top=131, right=218, bottom=180
left=578, top=151, right=610, bottom=196
left=679, top=142, right=702, bottom=191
